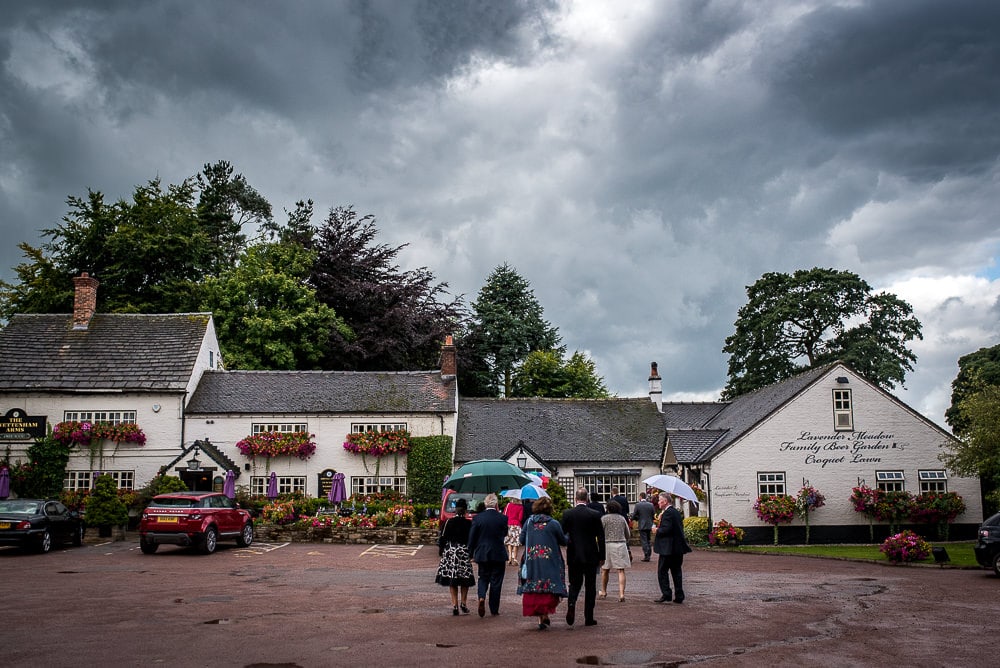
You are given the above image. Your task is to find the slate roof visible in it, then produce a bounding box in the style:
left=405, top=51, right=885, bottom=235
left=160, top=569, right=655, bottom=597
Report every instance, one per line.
left=660, top=402, right=726, bottom=428
left=455, top=398, right=666, bottom=464
left=667, top=429, right=728, bottom=464
left=186, top=370, right=457, bottom=414
left=678, top=364, right=837, bottom=463
left=0, top=313, right=210, bottom=392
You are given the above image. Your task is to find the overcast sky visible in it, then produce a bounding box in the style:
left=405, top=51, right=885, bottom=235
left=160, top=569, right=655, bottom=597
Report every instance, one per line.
left=2, top=1, right=999, bottom=428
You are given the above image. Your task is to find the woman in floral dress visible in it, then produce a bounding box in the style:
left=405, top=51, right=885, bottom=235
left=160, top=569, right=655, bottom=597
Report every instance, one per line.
left=435, top=498, right=475, bottom=615
left=517, top=496, right=568, bottom=630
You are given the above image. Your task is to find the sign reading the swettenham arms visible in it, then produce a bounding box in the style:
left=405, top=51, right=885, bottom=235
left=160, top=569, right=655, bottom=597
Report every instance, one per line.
left=0, top=408, right=47, bottom=440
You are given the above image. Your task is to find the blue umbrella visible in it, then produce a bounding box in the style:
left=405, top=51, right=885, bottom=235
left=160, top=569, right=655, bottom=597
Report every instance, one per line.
left=501, top=483, right=549, bottom=500
left=223, top=470, right=236, bottom=499
left=267, top=471, right=278, bottom=499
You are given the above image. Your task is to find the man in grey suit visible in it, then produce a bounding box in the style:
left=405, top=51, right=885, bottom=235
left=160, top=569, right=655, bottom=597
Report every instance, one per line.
left=632, top=491, right=656, bottom=561
left=467, top=493, right=508, bottom=617
left=653, top=492, right=692, bottom=604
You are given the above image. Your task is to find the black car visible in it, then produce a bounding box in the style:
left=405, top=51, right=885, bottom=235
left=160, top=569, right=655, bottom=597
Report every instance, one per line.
left=0, top=499, right=84, bottom=553
left=974, top=511, right=1000, bottom=576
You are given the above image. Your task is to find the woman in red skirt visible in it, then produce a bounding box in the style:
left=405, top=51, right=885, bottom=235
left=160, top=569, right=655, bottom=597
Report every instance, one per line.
left=517, top=496, right=568, bottom=629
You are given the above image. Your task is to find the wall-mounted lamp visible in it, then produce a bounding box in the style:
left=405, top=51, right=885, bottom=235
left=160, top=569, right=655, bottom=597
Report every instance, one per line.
left=836, top=376, right=849, bottom=384
left=187, top=448, right=202, bottom=471
left=516, top=441, right=527, bottom=469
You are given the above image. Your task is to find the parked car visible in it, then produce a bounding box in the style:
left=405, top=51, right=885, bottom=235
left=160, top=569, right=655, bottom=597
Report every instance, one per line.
left=974, top=511, right=1000, bottom=576
left=0, top=499, right=84, bottom=553
left=139, top=491, right=253, bottom=555
left=439, top=490, right=489, bottom=529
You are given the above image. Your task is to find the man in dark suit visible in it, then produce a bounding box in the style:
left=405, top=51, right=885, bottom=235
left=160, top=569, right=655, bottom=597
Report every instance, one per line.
left=561, top=488, right=606, bottom=626
left=467, top=493, right=508, bottom=617
left=610, top=486, right=630, bottom=520
left=653, top=492, right=692, bottom=604
left=632, top=491, right=656, bottom=561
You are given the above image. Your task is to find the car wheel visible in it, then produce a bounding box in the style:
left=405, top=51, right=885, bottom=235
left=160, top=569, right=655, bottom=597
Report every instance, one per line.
left=140, top=538, right=159, bottom=554
left=236, top=522, right=254, bottom=547
left=993, top=551, right=1000, bottom=577
left=199, top=526, right=218, bottom=554
left=72, top=524, right=84, bottom=547
left=35, top=529, right=52, bottom=554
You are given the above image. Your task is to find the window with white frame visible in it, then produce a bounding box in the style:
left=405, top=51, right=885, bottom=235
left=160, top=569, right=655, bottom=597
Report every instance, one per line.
left=918, top=470, right=947, bottom=494
left=833, top=389, right=853, bottom=431
left=876, top=470, right=905, bottom=492
left=63, top=410, right=137, bottom=424
left=557, top=477, right=575, bottom=494
left=252, top=423, right=308, bottom=434
left=576, top=473, right=638, bottom=504
left=351, top=476, right=407, bottom=496
left=250, top=476, right=306, bottom=496
left=351, top=423, right=407, bottom=433
left=757, top=472, right=786, bottom=496
left=64, top=470, right=135, bottom=491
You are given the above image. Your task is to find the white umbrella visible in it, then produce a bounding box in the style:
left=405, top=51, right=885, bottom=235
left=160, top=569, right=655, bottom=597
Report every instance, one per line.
left=643, top=474, right=699, bottom=506
left=501, top=483, right=550, bottom=500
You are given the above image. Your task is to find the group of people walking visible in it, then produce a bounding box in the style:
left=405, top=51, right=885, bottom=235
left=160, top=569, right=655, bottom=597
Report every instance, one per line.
left=434, top=486, right=692, bottom=629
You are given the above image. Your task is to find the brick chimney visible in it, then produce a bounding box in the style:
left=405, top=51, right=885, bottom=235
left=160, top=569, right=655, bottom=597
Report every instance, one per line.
left=72, top=272, right=99, bottom=330
left=439, top=334, right=457, bottom=378
left=648, top=361, right=662, bottom=412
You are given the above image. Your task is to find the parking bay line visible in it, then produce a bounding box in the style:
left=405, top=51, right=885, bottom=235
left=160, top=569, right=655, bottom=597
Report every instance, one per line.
left=360, top=544, right=425, bottom=558
left=234, top=541, right=289, bottom=557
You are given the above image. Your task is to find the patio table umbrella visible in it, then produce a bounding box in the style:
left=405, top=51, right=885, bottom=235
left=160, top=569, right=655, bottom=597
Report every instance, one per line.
left=0, top=467, right=9, bottom=499
left=643, top=474, right=699, bottom=506
left=442, top=459, right=533, bottom=494
left=223, top=470, right=236, bottom=499
left=328, top=472, right=347, bottom=504
left=501, top=483, right=549, bottom=500
left=267, top=471, right=278, bottom=499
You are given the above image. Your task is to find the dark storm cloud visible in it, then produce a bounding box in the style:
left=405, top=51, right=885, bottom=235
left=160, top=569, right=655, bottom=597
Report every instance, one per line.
left=769, top=0, right=1000, bottom=180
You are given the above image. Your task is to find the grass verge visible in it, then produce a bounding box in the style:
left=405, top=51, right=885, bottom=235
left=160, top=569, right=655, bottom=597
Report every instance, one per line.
left=728, top=541, right=981, bottom=567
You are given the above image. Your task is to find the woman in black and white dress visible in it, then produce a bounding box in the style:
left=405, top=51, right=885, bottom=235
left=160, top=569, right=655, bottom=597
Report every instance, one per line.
left=435, top=498, right=476, bottom=615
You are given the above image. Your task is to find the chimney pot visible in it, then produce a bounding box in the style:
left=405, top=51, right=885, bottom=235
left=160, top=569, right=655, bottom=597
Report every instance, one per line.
left=439, top=334, right=457, bottom=377
left=72, top=272, right=100, bottom=330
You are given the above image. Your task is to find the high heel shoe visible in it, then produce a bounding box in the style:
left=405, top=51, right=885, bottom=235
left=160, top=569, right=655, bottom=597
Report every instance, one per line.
left=598, top=591, right=607, bottom=599
left=460, top=604, right=470, bottom=614
left=618, top=596, right=625, bottom=602
left=453, top=606, right=459, bottom=616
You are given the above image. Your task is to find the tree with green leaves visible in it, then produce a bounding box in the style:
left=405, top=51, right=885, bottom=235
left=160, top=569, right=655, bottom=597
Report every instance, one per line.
left=6, top=435, right=71, bottom=499
left=940, top=384, right=1000, bottom=512
left=512, top=349, right=610, bottom=398
left=0, top=161, right=267, bottom=319
left=945, top=344, right=1000, bottom=435
left=309, top=206, right=465, bottom=371
left=722, top=268, right=922, bottom=399
left=460, top=263, right=562, bottom=397
left=201, top=239, right=349, bottom=370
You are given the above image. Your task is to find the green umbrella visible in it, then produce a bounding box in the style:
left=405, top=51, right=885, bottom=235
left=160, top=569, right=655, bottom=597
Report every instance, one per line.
left=442, top=459, right=533, bottom=494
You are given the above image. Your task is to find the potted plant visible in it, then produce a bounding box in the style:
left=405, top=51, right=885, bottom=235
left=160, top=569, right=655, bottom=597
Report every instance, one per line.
left=795, top=485, right=826, bottom=544
left=84, top=474, right=129, bottom=539
left=753, top=494, right=796, bottom=545
left=880, top=529, right=931, bottom=564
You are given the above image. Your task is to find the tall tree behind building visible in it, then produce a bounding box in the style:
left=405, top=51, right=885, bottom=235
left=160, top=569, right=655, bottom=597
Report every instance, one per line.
left=722, top=267, right=922, bottom=399
left=460, top=263, right=562, bottom=397
left=308, top=206, right=465, bottom=371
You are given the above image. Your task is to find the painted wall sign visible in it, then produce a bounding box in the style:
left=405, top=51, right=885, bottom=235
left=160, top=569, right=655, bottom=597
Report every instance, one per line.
left=317, top=468, right=336, bottom=497
left=778, top=431, right=909, bottom=468
left=0, top=408, right=47, bottom=440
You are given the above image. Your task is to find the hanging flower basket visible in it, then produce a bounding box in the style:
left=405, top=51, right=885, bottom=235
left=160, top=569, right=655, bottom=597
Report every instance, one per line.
left=342, top=430, right=411, bottom=476
left=236, top=431, right=317, bottom=461
left=53, top=421, right=147, bottom=447
left=342, top=430, right=411, bottom=457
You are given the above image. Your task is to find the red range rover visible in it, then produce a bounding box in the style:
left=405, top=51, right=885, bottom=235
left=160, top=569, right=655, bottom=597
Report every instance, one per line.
left=139, top=491, right=254, bottom=555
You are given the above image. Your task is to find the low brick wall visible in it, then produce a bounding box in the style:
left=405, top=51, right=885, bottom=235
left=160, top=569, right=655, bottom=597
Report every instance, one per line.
left=254, top=525, right=439, bottom=545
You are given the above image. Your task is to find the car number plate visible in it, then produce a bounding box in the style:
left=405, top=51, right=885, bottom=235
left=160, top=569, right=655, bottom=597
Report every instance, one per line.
left=0, top=522, right=10, bottom=530
left=158, top=516, right=180, bottom=523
